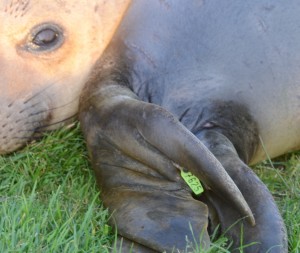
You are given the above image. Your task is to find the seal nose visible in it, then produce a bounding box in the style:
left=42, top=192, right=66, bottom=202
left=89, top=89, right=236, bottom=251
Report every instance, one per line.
left=0, top=96, right=48, bottom=154
left=0, top=99, right=23, bottom=154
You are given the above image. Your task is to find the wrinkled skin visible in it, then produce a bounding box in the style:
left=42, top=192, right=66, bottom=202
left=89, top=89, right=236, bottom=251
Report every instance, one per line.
left=78, top=0, right=300, bottom=252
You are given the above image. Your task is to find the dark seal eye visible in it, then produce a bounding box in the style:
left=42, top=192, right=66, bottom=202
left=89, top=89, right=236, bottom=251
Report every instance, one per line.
left=33, top=28, right=58, bottom=47
left=25, top=23, right=64, bottom=53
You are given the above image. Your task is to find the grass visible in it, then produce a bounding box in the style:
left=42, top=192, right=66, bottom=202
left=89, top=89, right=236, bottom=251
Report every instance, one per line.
left=0, top=124, right=111, bottom=253
left=0, top=124, right=299, bottom=252
left=254, top=155, right=300, bottom=253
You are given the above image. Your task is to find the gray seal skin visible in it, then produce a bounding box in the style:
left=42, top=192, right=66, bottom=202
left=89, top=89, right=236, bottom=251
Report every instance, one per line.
left=80, top=0, right=300, bottom=252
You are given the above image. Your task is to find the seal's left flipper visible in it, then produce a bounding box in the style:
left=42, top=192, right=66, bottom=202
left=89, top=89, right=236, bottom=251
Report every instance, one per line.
left=79, top=84, right=212, bottom=252
left=79, top=81, right=254, bottom=252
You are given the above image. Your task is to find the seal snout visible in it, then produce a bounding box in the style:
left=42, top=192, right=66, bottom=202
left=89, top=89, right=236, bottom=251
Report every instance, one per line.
left=0, top=97, right=48, bottom=154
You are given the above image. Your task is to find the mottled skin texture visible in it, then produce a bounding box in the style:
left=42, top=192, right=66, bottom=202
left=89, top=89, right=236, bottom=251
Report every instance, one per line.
left=79, top=0, right=300, bottom=252
left=0, top=0, right=131, bottom=154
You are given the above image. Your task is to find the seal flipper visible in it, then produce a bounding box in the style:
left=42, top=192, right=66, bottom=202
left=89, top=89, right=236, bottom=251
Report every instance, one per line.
left=79, top=84, right=254, bottom=252
left=106, top=187, right=210, bottom=252
left=80, top=85, right=211, bottom=252
left=191, top=101, right=288, bottom=253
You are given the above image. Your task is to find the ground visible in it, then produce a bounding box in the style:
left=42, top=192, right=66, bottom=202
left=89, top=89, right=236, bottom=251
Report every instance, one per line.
left=0, top=124, right=299, bottom=253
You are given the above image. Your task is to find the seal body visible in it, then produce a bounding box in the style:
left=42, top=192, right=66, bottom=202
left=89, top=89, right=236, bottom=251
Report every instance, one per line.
left=79, top=0, right=299, bottom=252
left=1, top=0, right=298, bottom=252
left=115, top=0, right=300, bottom=164
left=0, top=0, right=131, bottom=154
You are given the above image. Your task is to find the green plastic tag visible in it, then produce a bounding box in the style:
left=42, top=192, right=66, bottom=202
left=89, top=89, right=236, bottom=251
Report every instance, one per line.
left=103, top=224, right=111, bottom=235
left=180, top=170, right=204, bottom=195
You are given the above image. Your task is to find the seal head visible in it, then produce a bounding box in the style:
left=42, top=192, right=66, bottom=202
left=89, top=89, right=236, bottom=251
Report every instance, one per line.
left=0, top=0, right=131, bottom=154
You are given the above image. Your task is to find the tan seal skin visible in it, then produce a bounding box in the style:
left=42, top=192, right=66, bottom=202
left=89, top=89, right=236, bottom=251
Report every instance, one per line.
left=0, top=0, right=131, bottom=154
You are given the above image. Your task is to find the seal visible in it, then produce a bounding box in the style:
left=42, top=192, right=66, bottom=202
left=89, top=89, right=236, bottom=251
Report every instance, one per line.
left=1, top=0, right=298, bottom=252
left=0, top=0, right=131, bottom=154
left=79, top=0, right=300, bottom=252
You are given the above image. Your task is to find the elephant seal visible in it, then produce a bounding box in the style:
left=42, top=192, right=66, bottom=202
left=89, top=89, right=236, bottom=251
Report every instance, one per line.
left=1, top=0, right=298, bottom=252
left=0, top=0, right=131, bottom=154
left=79, top=0, right=300, bottom=252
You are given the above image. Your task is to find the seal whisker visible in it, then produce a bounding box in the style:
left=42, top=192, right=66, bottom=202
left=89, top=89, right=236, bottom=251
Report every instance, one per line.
left=14, top=113, right=77, bottom=135
left=7, top=99, right=79, bottom=136
left=46, top=96, right=81, bottom=112
left=18, top=101, right=43, bottom=114
left=6, top=76, right=67, bottom=107
left=35, top=113, right=77, bottom=131
left=23, top=96, right=79, bottom=116
left=16, top=95, right=80, bottom=122
left=22, top=78, right=68, bottom=105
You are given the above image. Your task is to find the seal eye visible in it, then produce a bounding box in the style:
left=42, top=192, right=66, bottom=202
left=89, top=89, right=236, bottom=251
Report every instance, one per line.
left=26, top=23, right=64, bottom=53
left=33, top=28, right=58, bottom=47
